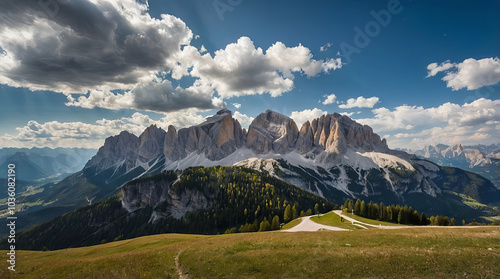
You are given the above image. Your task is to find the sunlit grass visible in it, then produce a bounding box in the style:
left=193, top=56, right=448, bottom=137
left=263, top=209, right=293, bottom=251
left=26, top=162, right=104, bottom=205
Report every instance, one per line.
left=2, top=227, right=499, bottom=278
left=310, top=211, right=362, bottom=230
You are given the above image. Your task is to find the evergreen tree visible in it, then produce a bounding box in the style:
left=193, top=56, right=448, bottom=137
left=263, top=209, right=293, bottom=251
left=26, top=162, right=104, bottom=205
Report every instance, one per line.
left=387, top=206, right=393, bottom=222
left=420, top=212, right=428, bottom=226
left=379, top=202, right=386, bottom=221
left=259, top=217, right=271, bottom=232
left=430, top=216, right=436, bottom=226
left=271, top=215, right=280, bottom=230
left=348, top=200, right=354, bottom=212
left=343, top=200, right=349, bottom=210
left=360, top=201, right=367, bottom=217
left=354, top=199, right=361, bottom=215
left=397, top=210, right=403, bottom=224
left=284, top=205, right=292, bottom=223
left=292, top=204, right=297, bottom=220
left=314, top=203, right=319, bottom=216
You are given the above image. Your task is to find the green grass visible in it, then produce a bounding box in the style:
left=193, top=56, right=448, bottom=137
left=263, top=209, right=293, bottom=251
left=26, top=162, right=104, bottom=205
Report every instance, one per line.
left=2, top=227, right=499, bottom=278
left=1, top=234, right=208, bottom=279
left=342, top=212, right=404, bottom=227
left=310, top=212, right=363, bottom=230
left=281, top=218, right=302, bottom=230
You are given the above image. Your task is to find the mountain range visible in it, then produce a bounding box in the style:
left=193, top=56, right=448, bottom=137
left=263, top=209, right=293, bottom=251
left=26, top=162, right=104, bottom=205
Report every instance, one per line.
left=0, top=147, right=96, bottom=182
left=6, top=108, right=498, bottom=236
left=401, top=144, right=500, bottom=188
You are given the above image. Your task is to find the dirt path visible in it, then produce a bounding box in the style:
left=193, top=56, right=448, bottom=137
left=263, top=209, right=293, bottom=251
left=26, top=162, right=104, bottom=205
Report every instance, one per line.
left=333, top=210, right=408, bottom=229
left=332, top=210, right=484, bottom=229
left=282, top=215, right=349, bottom=232
left=174, top=250, right=188, bottom=279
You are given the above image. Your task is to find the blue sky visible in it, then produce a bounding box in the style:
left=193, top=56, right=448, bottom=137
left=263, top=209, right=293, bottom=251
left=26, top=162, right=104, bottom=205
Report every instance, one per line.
left=0, top=0, right=499, bottom=149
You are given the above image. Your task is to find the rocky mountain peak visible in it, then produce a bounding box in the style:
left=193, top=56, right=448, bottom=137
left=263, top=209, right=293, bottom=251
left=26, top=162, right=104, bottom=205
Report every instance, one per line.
left=246, top=110, right=299, bottom=154
left=297, top=113, right=389, bottom=163
left=85, top=131, right=139, bottom=170
left=138, top=125, right=166, bottom=162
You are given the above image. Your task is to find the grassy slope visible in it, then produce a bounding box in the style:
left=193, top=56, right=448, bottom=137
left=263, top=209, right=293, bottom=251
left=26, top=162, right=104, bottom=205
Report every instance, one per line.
left=281, top=218, right=302, bottom=230
left=3, top=227, right=499, bottom=278
left=310, top=212, right=362, bottom=230
left=341, top=212, right=405, bottom=226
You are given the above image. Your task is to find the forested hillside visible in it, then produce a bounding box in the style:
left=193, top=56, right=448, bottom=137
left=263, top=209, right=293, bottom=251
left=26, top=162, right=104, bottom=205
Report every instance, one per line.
left=9, top=166, right=335, bottom=250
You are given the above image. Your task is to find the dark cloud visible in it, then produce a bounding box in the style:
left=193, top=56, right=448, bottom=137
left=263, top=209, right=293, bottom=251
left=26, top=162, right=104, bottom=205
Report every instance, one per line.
left=0, top=0, right=192, bottom=93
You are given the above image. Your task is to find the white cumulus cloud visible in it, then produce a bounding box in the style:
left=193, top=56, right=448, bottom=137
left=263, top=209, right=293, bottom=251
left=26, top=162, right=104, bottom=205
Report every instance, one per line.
left=233, top=111, right=254, bottom=127
left=355, top=98, right=500, bottom=149
left=339, top=96, right=380, bottom=109
left=426, top=57, right=500, bottom=90
left=290, top=108, right=328, bottom=126
left=321, top=94, right=337, bottom=105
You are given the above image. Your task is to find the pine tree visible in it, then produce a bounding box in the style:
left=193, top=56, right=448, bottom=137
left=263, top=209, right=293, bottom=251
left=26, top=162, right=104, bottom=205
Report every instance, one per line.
left=360, top=201, right=367, bottom=217
left=259, top=217, right=271, bottom=232
left=348, top=200, right=354, bottom=212
left=271, top=215, right=280, bottom=230
left=284, top=205, right=292, bottom=223
left=292, top=205, right=297, bottom=220
left=354, top=199, right=361, bottom=215
left=314, top=203, right=319, bottom=216
left=387, top=206, right=393, bottom=221
left=397, top=210, right=403, bottom=224
left=420, top=212, right=428, bottom=226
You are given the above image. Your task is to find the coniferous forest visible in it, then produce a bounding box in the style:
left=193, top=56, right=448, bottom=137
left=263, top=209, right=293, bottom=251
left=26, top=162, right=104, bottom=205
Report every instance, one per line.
left=342, top=199, right=457, bottom=226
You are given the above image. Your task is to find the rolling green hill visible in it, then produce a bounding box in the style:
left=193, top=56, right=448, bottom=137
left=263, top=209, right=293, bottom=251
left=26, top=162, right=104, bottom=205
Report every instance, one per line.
left=2, top=227, right=499, bottom=278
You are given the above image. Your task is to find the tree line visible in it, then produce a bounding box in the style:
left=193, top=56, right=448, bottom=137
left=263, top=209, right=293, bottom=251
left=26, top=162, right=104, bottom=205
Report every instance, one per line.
left=341, top=199, right=456, bottom=226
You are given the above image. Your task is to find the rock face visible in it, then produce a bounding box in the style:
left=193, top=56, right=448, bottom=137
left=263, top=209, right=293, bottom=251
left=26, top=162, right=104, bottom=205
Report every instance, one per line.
left=121, top=173, right=212, bottom=221
left=177, top=109, right=246, bottom=160
left=85, top=131, right=139, bottom=171
left=164, top=125, right=185, bottom=161
left=296, top=113, right=389, bottom=163
left=246, top=110, right=299, bottom=154
left=138, top=125, right=166, bottom=163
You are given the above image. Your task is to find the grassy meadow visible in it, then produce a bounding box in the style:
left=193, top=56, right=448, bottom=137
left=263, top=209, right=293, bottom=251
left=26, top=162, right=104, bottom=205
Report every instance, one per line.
left=2, top=225, right=499, bottom=278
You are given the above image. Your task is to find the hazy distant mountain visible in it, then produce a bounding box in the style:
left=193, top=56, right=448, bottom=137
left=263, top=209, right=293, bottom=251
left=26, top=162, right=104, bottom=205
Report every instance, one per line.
left=0, top=147, right=97, bottom=182
left=403, top=144, right=500, bottom=188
